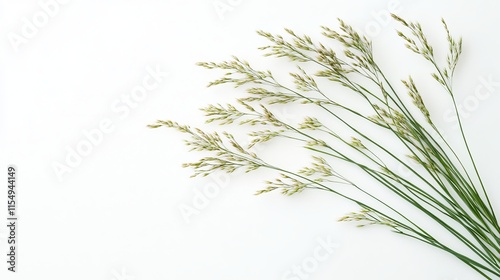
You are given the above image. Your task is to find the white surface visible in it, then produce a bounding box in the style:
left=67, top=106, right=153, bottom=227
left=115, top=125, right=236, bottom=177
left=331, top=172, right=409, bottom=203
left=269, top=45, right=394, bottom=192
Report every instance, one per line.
left=1, top=0, right=499, bottom=279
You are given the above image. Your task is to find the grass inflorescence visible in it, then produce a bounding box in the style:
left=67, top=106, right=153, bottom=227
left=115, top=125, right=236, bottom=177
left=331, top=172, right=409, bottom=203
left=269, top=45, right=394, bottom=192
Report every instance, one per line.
left=150, top=15, right=499, bottom=278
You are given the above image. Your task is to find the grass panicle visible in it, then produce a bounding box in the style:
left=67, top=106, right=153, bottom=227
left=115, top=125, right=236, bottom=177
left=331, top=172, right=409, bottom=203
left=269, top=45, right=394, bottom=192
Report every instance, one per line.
left=151, top=15, right=499, bottom=279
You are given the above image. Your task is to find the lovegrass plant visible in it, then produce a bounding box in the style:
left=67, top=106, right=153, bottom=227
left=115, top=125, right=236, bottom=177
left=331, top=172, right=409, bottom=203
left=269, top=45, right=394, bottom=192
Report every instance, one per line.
left=150, top=15, right=500, bottom=278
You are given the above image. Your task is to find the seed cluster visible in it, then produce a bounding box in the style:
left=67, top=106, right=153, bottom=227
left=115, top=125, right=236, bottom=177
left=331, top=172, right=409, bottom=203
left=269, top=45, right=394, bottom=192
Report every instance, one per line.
left=150, top=15, right=500, bottom=278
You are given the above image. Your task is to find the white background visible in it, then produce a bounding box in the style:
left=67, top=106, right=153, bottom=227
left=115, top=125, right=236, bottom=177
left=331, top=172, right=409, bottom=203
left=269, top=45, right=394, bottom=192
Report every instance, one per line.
left=1, top=0, right=500, bottom=279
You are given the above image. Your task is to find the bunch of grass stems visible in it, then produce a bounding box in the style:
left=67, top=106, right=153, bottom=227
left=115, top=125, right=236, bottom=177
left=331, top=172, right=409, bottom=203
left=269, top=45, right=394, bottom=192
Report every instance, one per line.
left=150, top=15, right=500, bottom=278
